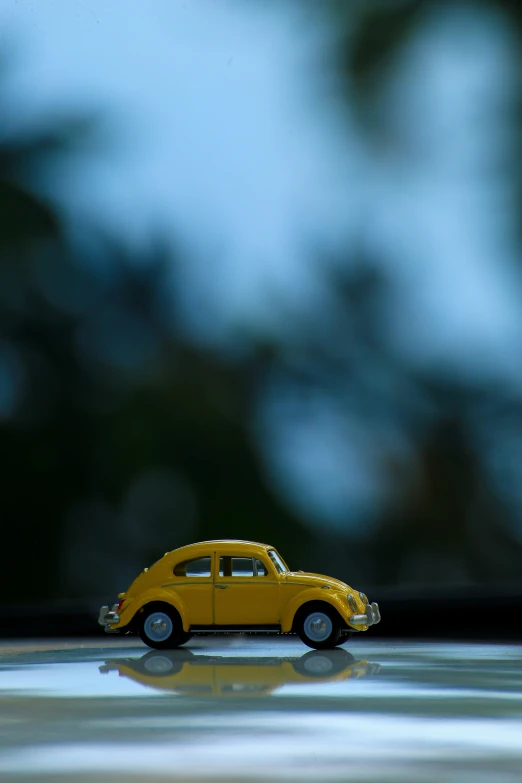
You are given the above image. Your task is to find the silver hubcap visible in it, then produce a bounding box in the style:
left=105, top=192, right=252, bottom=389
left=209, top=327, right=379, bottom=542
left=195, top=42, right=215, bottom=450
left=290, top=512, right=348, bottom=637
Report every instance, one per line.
left=303, top=612, right=333, bottom=642
left=144, top=612, right=173, bottom=643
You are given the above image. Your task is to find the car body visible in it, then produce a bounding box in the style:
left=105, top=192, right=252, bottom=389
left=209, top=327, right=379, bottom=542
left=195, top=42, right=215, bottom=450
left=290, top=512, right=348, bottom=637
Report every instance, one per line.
left=99, top=648, right=381, bottom=697
left=98, top=539, right=381, bottom=649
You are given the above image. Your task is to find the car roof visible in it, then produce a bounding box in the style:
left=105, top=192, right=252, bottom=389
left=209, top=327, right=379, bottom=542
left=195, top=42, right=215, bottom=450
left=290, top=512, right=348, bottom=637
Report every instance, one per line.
left=168, top=540, right=274, bottom=558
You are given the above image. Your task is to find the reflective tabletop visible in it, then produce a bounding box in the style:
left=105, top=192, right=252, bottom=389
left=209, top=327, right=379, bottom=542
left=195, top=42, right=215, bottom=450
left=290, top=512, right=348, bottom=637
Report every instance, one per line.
left=1, top=637, right=521, bottom=782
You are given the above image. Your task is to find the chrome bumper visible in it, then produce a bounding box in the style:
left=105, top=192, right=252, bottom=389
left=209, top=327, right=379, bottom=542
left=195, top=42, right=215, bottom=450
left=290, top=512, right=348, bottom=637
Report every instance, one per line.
left=349, top=602, right=381, bottom=627
left=98, top=604, right=120, bottom=633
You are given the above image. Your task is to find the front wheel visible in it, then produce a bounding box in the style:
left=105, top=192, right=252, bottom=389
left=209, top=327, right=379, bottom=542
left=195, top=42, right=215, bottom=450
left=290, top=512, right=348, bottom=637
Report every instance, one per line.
left=297, top=606, right=343, bottom=650
left=138, top=605, right=185, bottom=650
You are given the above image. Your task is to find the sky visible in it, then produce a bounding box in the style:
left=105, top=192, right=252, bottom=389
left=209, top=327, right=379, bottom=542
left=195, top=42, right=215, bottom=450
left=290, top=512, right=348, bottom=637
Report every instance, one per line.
left=0, top=0, right=357, bottom=337
left=1, top=0, right=520, bottom=373
left=2, top=0, right=522, bottom=528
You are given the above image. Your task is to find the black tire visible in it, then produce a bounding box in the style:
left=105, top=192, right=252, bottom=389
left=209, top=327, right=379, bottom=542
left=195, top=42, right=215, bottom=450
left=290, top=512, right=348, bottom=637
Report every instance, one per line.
left=292, top=649, right=355, bottom=678
left=138, top=603, right=185, bottom=650
left=296, top=603, right=343, bottom=650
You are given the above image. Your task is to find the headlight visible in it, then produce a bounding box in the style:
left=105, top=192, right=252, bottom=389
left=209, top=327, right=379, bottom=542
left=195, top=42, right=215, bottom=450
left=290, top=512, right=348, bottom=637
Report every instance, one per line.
left=359, top=591, right=368, bottom=605
left=347, top=594, right=358, bottom=612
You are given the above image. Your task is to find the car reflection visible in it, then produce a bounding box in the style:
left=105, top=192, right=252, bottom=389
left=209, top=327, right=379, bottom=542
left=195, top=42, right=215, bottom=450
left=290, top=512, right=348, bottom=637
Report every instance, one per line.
left=99, top=648, right=381, bottom=697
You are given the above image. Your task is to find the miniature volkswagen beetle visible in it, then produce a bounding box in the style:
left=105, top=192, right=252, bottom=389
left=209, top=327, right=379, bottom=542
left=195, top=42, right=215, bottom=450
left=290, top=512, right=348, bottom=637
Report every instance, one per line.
left=98, top=540, right=381, bottom=650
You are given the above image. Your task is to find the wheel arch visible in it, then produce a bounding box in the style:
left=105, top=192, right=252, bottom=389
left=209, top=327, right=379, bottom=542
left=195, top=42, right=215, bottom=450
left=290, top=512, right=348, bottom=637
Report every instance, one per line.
left=114, top=590, right=188, bottom=632
left=282, top=595, right=349, bottom=634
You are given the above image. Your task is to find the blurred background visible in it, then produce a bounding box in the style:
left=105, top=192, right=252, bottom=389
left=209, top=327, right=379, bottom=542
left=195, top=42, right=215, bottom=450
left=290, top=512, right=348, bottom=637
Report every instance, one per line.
left=2, top=0, right=522, bottom=631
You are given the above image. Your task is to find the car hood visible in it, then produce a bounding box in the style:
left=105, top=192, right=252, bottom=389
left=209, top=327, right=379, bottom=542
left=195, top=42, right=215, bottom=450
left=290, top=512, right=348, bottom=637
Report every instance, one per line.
left=284, top=572, right=353, bottom=593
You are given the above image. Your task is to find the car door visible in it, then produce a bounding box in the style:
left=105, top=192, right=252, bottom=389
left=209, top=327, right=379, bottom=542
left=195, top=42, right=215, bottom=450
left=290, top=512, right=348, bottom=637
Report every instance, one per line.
left=213, top=553, right=280, bottom=626
left=169, top=554, right=214, bottom=624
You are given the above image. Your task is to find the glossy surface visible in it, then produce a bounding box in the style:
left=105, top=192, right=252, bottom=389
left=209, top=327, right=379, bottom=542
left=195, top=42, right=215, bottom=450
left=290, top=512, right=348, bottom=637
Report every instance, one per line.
left=107, top=539, right=374, bottom=639
left=1, top=638, right=522, bottom=782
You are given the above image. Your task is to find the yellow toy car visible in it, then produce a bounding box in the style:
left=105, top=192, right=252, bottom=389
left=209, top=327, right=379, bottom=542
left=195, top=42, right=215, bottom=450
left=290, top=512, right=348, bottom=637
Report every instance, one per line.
left=98, top=539, right=381, bottom=649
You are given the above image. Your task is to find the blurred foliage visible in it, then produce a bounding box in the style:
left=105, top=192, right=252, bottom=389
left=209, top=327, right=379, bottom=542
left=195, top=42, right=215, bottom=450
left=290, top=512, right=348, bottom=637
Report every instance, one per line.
left=4, top=0, right=522, bottom=606
left=0, top=108, right=316, bottom=604
left=336, top=0, right=426, bottom=119
left=308, top=0, right=522, bottom=584
left=265, top=254, right=522, bottom=585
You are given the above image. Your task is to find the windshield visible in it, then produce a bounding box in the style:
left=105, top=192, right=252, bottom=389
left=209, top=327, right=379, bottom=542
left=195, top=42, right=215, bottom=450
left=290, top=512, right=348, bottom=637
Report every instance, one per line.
left=268, top=549, right=288, bottom=574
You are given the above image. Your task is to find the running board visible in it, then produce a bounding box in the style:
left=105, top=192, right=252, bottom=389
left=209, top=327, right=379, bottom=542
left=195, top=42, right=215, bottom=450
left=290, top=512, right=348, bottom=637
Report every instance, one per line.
left=190, top=624, right=282, bottom=634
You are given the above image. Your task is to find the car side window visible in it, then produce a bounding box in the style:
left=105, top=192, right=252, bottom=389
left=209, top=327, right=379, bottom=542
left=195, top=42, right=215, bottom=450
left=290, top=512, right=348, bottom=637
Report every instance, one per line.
left=173, top=556, right=211, bottom=577
left=219, top=556, right=254, bottom=577
left=219, top=556, right=269, bottom=577
left=254, top=559, right=267, bottom=576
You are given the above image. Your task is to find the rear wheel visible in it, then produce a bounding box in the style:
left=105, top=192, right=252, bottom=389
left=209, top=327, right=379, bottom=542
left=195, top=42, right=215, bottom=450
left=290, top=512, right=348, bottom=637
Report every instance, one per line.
left=138, top=604, right=185, bottom=650
left=296, top=604, right=343, bottom=650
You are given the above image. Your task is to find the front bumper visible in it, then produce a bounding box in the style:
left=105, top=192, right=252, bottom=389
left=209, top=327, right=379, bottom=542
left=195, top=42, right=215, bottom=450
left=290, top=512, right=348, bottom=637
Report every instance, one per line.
left=349, top=602, right=381, bottom=628
left=98, top=604, right=121, bottom=633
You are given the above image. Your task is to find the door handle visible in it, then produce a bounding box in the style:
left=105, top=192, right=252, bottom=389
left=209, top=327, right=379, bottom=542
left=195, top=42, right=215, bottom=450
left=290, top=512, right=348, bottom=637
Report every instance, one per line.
left=215, top=584, right=228, bottom=589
